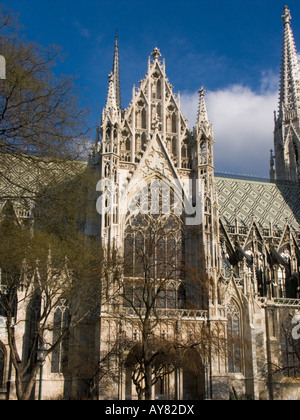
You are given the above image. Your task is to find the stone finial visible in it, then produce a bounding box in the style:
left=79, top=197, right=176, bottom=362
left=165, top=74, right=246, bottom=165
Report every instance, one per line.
left=282, top=5, right=292, bottom=25
left=151, top=47, right=161, bottom=61
left=199, top=86, right=206, bottom=97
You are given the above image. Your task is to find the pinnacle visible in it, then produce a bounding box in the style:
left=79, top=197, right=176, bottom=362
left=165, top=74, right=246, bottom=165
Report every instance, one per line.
left=105, top=72, right=117, bottom=112
left=197, top=87, right=209, bottom=126
left=282, top=5, right=292, bottom=26
left=151, top=47, right=162, bottom=61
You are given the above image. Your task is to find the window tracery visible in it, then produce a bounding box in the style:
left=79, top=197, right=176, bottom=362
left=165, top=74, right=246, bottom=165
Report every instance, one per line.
left=226, top=300, right=243, bottom=374
left=51, top=299, right=70, bottom=374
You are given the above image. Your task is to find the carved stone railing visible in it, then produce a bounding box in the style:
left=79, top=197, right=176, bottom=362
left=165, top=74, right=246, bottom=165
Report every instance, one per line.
left=256, top=297, right=300, bottom=308
left=272, top=297, right=300, bottom=307
left=122, top=307, right=208, bottom=320
left=256, top=297, right=268, bottom=306
left=171, top=309, right=208, bottom=320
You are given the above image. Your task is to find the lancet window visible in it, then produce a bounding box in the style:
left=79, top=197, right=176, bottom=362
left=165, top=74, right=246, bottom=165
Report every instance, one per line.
left=227, top=300, right=243, bottom=374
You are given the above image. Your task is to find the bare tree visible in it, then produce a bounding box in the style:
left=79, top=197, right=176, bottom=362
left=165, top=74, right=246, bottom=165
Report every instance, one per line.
left=0, top=212, right=104, bottom=400
left=282, top=316, right=300, bottom=376
left=104, top=212, right=218, bottom=400
left=268, top=316, right=300, bottom=380
left=0, top=6, right=90, bottom=200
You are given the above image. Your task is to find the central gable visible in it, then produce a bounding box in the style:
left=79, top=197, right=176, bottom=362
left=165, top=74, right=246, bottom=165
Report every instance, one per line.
left=117, top=48, right=193, bottom=171
left=125, top=130, right=184, bottom=204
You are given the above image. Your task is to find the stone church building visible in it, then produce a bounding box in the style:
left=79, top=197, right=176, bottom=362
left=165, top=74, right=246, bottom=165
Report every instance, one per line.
left=1, top=6, right=300, bottom=400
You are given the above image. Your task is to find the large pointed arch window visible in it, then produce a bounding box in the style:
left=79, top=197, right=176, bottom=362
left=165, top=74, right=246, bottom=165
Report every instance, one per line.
left=227, top=300, right=243, bottom=374
left=24, top=296, right=41, bottom=372
left=123, top=184, right=183, bottom=312
left=51, top=299, right=70, bottom=374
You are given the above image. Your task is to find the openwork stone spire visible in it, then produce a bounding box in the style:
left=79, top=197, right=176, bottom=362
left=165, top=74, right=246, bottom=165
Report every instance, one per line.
left=279, top=6, right=300, bottom=120
left=101, top=36, right=122, bottom=125
left=273, top=6, right=300, bottom=183
left=113, top=34, right=121, bottom=110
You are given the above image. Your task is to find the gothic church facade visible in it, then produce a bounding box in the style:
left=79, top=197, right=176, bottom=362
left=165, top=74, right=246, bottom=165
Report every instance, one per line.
left=94, top=5, right=300, bottom=401
left=1, top=6, right=300, bottom=400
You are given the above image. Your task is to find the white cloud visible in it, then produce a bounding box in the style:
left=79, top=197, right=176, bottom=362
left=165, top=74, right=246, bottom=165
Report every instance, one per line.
left=181, top=83, right=278, bottom=177
left=72, top=21, right=91, bottom=39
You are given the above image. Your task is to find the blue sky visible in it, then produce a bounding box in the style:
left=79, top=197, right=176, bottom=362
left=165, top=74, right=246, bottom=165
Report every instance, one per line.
left=4, top=0, right=300, bottom=176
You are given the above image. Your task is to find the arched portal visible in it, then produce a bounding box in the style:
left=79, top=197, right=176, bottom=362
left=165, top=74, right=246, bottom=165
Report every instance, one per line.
left=125, top=344, right=142, bottom=401
left=182, top=348, right=205, bottom=400
left=125, top=342, right=178, bottom=401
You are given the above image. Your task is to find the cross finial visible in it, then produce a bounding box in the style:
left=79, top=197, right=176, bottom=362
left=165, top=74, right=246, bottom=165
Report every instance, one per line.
left=151, top=47, right=161, bottom=61
left=282, top=5, right=292, bottom=25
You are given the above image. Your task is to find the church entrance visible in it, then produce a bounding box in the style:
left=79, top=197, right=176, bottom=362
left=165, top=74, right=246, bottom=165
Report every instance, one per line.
left=182, top=349, right=205, bottom=400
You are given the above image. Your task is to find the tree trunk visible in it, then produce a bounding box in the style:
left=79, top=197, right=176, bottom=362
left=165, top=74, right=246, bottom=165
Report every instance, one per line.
left=142, top=317, right=153, bottom=401
left=14, top=362, right=40, bottom=400
left=20, top=364, right=40, bottom=400
left=144, top=363, right=152, bottom=400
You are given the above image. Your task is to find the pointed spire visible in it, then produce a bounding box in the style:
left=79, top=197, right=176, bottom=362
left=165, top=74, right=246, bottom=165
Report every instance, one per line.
left=279, top=6, right=300, bottom=119
left=273, top=6, right=300, bottom=184
left=197, top=87, right=210, bottom=127
left=196, top=87, right=214, bottom=169
left=113, top=32, right=121, bottom=110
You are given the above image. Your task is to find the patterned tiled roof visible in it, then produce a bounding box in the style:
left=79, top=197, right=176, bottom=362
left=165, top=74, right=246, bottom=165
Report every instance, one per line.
left=215, top=177, right=300, bottom=231
left=0, top=153, right=87, bottom=219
